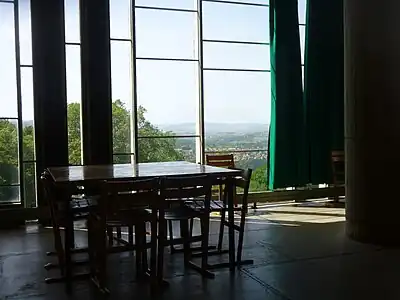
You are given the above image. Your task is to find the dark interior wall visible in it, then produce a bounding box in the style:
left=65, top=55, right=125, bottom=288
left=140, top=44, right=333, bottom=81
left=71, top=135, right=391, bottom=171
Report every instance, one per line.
left=31, top=0, right=69, bottom=210
left=31, top=0, right=113, bottom=214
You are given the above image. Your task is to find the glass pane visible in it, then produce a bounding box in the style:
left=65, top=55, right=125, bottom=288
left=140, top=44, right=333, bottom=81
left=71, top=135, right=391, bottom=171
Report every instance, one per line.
left=113, top=153, right=133, bottom=164
left=64, top=0, right=80, bottom=43
left=0, top=119, right=19, bottom=185
left=203, top=42, right=270, bottom=70
left=203, top=2, right=269, bottom=43
left=0, top=186, right=20, bottom=204
left=204, top=71, right=270, bottom=124
left=65, top=45, right=82, bottom=165
left=234, top=151, right=267, bottom=192
left=136, top=60, right=198, bottom=136
left=23, top=162, right=36, bottom=208
left=21, top=67, right=35, bottom=161
left=135, top=0, right=196, bottom=10
left=298, top=0, right=307, bottom=25
left=0, top=3, right=18, bottom=118
left=110, top=0, right=131, bottom=39
left=204, top=70, right=269, bottom=192
left=111, top=41, right=132, bottom=155
left=299, top=25, right=305, bottom=65
left=19, top=0, right=32, bottom=65
left=138, top=137, right=196, bottom=163
left=136, top=9, right=197, bottom=59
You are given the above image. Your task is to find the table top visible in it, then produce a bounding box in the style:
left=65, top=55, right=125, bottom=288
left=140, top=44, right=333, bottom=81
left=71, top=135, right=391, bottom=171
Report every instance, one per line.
left=47, top=161, right=241, bottom=184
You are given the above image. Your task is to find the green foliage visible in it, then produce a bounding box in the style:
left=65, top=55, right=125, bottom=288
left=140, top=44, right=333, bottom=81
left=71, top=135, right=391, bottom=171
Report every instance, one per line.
left=0, top=100, right=268, bottom=204
left=0, top=120, right=36, bottom=205
left=67, top=100, right=184, bottom=164
left=249, top=165, right=268, bottom=192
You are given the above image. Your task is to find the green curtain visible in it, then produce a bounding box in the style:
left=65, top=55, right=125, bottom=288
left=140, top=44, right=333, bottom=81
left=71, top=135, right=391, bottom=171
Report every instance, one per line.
left=268, top=0, right=307, bottom=190
left=303, top=0, right=344, bottom=184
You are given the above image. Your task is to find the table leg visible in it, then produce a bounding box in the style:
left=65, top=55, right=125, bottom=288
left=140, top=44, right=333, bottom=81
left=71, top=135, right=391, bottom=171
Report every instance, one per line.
left=227, top=178, right=235, bottom=271
left=64, top=200, right=73, bottom=292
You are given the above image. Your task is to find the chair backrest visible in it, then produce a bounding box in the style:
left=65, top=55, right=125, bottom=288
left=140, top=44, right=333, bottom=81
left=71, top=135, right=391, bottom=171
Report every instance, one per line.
left=206, top=154, right=235, bottom=169
left=225, top=168, right=252, bottom=208
left=331, top=150, right=344, bottom=184
left=160, top=175, right=212, bottom=202
left=100, top=178, right=162, bottom=216
left=40, top=171, right=58, bottom=218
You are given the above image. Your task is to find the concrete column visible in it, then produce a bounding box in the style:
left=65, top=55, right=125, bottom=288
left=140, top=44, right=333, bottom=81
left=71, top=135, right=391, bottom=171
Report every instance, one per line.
left=31, top=0, right=68, bottom=214
left=345, top=0, right=400, bottom=245
left=80, top=0, right=113, bottom=165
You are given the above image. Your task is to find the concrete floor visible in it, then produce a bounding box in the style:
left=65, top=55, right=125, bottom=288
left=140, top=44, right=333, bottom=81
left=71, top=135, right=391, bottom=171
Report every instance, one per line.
left=1, top=202, right=399, bottom=300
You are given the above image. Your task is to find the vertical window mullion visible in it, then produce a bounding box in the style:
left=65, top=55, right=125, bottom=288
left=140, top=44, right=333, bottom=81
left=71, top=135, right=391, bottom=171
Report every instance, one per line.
left=13, top=0, right=25, bottom=206
left=131, top=0, right=139, bottom=164
left=196, top=0, right=205, bottom=164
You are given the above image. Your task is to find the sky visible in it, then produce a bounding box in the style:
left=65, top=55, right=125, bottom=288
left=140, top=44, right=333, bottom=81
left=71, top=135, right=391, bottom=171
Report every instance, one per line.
left=0, top=0, right=306, bottom=127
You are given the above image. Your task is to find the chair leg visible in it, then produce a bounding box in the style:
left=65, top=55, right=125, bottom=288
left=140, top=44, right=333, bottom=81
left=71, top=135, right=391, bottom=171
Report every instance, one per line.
left=150, top=219, right=158, bottom=286
left=157, top=219, right=167, bottom=285
left=140, top=222, right=148, bottom=274
left=217, top=209, right=226, bottom=252
left=180, top=220, right=190, bottom=265
left=95, top=223, right=108, bottom=293
left=107, top=227, right=113, bottom=246
left=134, top=225, right=143, bottom=278
left=168, top=220, right=176, bottom=253
left=200, top=215, right=210, bottom=270
left=236, top=208, right=246, bottom=263
left=189, top=218, right=194, bottom=237
left=128, top=226, right=134, bottom=245
left=87, top=217, right=96, bottom=277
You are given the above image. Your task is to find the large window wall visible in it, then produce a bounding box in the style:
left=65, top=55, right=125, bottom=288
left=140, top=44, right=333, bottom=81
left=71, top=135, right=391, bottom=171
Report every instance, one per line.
left=0, top=0, right=308, bottom=208
left=0, top=0, right=36, bottom=208
left=109, top=0, right=272, bottom=192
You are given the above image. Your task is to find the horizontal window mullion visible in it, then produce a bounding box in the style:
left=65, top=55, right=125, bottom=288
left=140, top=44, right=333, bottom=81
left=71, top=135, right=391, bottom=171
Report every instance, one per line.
left=202, top=0, right=269, bottom=8
left=204, top=67, right=270, bottom=73
left=203, top=39, right=269, bottom=46
left=205, top=149, right=267, bottom=154
left=110, top=38, right=132, bottom=42
left=138, top=135, right=199, bottom=139
left=136, top=57, right=198, bottom=62
left=0, top=117, right=19, bottom=120
left=135, top=5, right=197, bottom=13
left=0, top=184, right=20, bottom=187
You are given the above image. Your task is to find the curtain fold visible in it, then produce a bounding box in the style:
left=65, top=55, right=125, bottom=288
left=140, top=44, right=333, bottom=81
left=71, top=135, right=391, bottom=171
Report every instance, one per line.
left=304, top=0, right=344, bottom=184
left=268, top=0, right=307, bottom=190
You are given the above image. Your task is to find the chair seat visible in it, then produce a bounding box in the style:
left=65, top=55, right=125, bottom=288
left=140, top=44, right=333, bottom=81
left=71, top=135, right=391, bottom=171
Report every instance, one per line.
left=106, top=208, right=151, bottom=226
left=185, top=200, right=225, bottom=211
left=70, top=195, right=99, bottom=220
left=163, top=206, right=203, bottom=220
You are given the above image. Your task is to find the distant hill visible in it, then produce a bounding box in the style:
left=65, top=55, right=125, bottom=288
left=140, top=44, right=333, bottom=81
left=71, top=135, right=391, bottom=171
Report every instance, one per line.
left=8, top=120, right=33, bottom=127
left=158, top=122, right=269, bottom=135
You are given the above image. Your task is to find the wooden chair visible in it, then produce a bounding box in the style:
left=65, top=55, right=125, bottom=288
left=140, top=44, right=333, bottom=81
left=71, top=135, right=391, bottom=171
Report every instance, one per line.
left=40, top=171, right=97, bottom=284
left=331, top=150, right=345, bottom=202
left=87, top=178, right=163, bottom=293
left=187, top=168, right=253, bottom=267
left=161, top=175, right=215, bottom=279
left=206, top=154, right=235, bottom=202
left=167, top=154, right=236, bottom=254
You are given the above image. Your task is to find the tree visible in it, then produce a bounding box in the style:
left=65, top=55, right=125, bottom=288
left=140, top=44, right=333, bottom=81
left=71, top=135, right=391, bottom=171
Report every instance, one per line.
left=249, top=164, right=268, bottom=192
left=67, top=100, right=184, bottom=164
left=0, top=100, right=184, bottom=204
left=0, top=120, right=36, bottom=206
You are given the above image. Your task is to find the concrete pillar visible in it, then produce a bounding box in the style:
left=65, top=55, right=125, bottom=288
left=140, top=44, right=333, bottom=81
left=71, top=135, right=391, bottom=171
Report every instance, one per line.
left=345, top=0, right=400, bottom=245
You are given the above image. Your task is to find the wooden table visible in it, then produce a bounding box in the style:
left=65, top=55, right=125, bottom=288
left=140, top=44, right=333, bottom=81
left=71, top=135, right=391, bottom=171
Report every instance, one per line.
left=47, top=161, right=241, bottom=287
